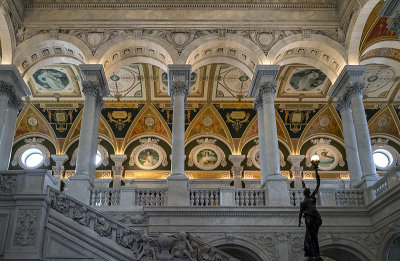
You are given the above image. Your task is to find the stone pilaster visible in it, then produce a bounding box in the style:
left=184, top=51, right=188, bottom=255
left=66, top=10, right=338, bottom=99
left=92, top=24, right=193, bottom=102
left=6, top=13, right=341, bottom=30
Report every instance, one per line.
left=51, top=154, right=69, bottom=190
left=248, top=65, right=289, bottom=206
left=167, top=64, right=191, bottom=206
left=335, top=97, right=362, bottom=187
left=110, top=154, right=127, bottom=188
left=0, top=65, right=30, bottom=170
left=287, top=155, right=305, bottom=189
left=228, top=155, right=245, bottom=188
left=67, top=64, right=109, bottom=204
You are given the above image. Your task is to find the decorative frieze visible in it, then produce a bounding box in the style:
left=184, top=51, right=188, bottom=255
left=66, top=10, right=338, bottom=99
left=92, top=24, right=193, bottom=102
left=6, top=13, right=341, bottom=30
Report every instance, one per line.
left=13, top=209, right=39, bottom=246
left=0, top=174, right=16, bottom=194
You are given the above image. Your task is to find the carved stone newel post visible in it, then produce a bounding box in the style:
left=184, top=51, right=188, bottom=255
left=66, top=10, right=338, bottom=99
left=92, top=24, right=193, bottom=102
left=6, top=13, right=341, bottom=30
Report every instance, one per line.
left=0, top=65, right=30, bottom=170
left=167, top=64, right=191, bottom=206
left=67, top=64, right=109, bottom=204
left=228, top=155, right=245, bottom=188
left=51, top=154, right=69, bottom=190
left=249, top=65, right=290, bottom=206
left=288, top=155, right=305, bottom=189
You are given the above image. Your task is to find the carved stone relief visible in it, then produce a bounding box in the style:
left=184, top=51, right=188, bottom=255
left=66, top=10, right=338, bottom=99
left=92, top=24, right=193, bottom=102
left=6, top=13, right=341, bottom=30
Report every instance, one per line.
left=13, top=209, right=39, bottom=246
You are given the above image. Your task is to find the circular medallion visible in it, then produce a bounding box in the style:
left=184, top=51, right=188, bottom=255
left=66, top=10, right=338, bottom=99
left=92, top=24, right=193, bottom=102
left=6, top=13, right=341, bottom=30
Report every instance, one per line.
left=319, top=115, right=330, bottom=128
left=202, top=116, right=213, bottom=127
left=144, top=117, right=155, bottom=127
left=195, top=149, right=219, bottom=170
left=377, top=117, right=389, bottom=128
left=258, top=33, right=273, bottom=46
left=27, top=117, right=38, bottom=127
left=135, top=148, right=162, bottom=170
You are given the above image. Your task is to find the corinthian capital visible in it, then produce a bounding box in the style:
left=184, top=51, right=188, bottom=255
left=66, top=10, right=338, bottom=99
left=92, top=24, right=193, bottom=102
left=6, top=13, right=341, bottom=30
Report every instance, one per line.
left=82, top=81, right=100, bottom=96
left=259, top=82, right=277, bottom=97
left=345, top=82, right=366, bottom=98
left=335, top=96, right=351, bottom=113
left=0, top=81, right=14, bottom=97
left=8, top=95, right=24, bottom=110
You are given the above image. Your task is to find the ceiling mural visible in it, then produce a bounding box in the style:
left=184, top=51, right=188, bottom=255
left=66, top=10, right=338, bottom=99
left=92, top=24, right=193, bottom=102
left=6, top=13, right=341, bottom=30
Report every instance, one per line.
left=368, top=105, right=400, bottom=138
left=107, top=63, right=145, bottom=99
left=360, top=48, right=400, bottom=63
left=363, top=65, right=399, bottom=100
left=212, top=64, right=251, bottom=100
left=277, top=65, right=331, bottom=99
left=28, top=64, right=82, bottom=98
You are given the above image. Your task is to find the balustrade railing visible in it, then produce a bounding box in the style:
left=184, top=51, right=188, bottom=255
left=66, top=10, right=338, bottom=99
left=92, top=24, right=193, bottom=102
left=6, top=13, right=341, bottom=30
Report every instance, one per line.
left=334, top=189, right=364, bottom=206
left=235, top=189, right=266, bottom=207
left=289, top=189, right=304, bottom=206
left=89, top=188, right=120, bottom=207
left=370, top=168, right=400, bottom=200
left=135, top=189, right=166, bottom=206
left=190, top=189, right=220, bottom=206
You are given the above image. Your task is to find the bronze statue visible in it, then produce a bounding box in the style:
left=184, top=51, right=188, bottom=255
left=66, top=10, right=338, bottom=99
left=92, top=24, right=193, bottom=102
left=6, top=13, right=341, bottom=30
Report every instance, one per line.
left=299, top=159, right=322, bottom=261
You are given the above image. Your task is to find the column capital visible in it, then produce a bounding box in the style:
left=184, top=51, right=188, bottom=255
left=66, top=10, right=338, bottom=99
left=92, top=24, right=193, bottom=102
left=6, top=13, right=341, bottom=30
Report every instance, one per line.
left=329, top=65, right=367, bottom=98
left=345, top=82, right=366, bottom=98
left=259, top=82, right=277, bottom=97
left=228, top=155, right=246, bottom=167
left=51, top=154, right=69, bottom=165
left=253, top=94, right=263, bottom=111
left=335, top=96, right=352, bottom=113
left=0, top=65, right=31, bottom=98
left=167, top=64, right=191, bottom=105
left=79, top=64, right=110, bottom=97
left=248, top=65, right=280, bottom=98
left=110, top=154, right=127, bottom=166
left=287, top=155, right=305, bottom=167
left=8, top=95, right=24, bottom=110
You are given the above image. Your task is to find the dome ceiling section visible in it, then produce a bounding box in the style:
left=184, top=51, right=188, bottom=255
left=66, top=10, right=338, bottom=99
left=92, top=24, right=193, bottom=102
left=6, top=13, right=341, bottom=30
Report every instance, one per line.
left=276, top=64, right=332, bottom=102
left=27, top=63, right=83, bottom=99
left=362, top=64, right=400, bottom=102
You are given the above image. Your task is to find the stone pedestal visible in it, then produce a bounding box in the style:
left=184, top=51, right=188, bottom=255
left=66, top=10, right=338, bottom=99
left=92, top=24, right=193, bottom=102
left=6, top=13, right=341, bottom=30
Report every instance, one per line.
left=68, top=65, right=109, bottom=204
left=167, top=65, right=191, bottom=206
left=219, top=187, right=236, bottom=206
left=228, top=155, right=245, bottom=188
left=288, top=155, right=305, bottom=189
left=51, top=154, right=69, bottom=190
left=0, top=65, right=30, bottom=170
left=110, top=154, right=127, bottom=188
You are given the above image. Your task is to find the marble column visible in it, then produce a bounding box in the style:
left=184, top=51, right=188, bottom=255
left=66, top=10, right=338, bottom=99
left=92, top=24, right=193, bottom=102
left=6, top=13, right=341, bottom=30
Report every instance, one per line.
left=287, top=155, right=305, bottom=189
left=0, top=65, right=30, bottom=170
left=249, top=65, right=289, bottom=206
left=111, top=154, right=127, bottom=188
left=167, top=64, right=191, bottom=206
left=335, top=97, right=362, bottom=186
left=228, top=155, right=245, bottom=188
left=67, top=65, right=109, bottom=204
left=347, top=82, right=379, bottom=185
left=253, top=95, right=268, bottom=186
left=51, top=154, right=69, bottom=190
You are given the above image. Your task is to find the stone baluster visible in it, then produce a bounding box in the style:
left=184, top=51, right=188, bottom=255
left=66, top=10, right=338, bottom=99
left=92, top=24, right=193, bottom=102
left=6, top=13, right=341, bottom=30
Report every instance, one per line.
left=228, top=155, right=245, bottom=188
left=0, top=65, right=30, bottom=170
left=287, top=155, right=305, bottom=189
left=67, top=64, right=109, bottom=204
left=110, top=154, right=127, bottom=188
left=167, top=64, right=191, bottom=206
left=51, top=154, right=69, bottom=190
left=335, top=97, right=362, bottom=186
left=248, top=65, right=289, bottom=206
left=329, top=65, right=379, bottom=187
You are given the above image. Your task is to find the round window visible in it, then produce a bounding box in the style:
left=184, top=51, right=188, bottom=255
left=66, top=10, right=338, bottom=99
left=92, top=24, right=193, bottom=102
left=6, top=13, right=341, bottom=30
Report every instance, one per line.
left=95, top=150, right=103, bottom=167
left=21, top=148, right=44, bottom=168
left=373, top=149, right=393, bottom=169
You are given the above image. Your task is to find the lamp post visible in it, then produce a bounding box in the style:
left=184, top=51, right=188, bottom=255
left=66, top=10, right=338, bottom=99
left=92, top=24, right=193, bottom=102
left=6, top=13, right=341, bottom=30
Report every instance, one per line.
left=299, top=154, right=322, bottom=261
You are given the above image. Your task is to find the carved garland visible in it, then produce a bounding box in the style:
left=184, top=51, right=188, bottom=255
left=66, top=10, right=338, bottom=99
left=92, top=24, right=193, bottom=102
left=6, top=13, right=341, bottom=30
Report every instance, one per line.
left=70, top=144, right=109, bottom=167
left=305, top=138, right=345, bottom=171
left=246, top=143, right=286, bottom=169
left=128, top=138, right=168, bottom=170
left=11, top=138, right=51, bottom=169
left=188, top=138, right=227, bottom=170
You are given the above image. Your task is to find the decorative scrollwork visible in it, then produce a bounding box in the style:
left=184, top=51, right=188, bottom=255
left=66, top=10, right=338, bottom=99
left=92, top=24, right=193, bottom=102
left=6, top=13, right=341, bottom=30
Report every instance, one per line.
left=11, top=137, right=51, bottom=169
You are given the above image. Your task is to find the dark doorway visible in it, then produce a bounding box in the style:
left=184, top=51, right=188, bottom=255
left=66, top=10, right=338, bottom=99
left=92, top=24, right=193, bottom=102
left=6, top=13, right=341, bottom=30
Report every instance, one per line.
left=217, top=244, right=263, bottom=261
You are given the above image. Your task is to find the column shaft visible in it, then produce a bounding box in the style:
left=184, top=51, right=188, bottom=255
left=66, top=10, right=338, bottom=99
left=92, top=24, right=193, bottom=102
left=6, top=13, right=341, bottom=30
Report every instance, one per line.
left=350, top=91, right=378, bottom=178
left=338, top=104, right=362, bottom=185
left=0, top=94, right=10, bottom=137
left=255, top=97, right=268, bottom=185
left=261, top=93, right=280, bottom=177
left=0, top=107, right=19, bottom=170
left=88, top=105, right=102, bottom=179
left=171, top=94, right=185, bottom=175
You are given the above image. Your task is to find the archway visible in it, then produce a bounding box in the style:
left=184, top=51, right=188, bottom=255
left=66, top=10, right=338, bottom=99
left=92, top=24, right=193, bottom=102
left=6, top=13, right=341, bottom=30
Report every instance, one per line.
left=382, top=233, right=400, bottom=261
left=217, top=244, right=264, bottom=261
left=320, top=244, right=371, bottom=261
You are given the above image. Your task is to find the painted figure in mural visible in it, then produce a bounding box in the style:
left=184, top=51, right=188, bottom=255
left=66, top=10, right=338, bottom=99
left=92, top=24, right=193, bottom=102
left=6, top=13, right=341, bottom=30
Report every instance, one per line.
left=144, top=151, right=154, bottom=167
left=299, top=171, right=322, bottom=260
left=290, top=69, right=327, bottom=91
left=198, top=150, right=217, bottom=166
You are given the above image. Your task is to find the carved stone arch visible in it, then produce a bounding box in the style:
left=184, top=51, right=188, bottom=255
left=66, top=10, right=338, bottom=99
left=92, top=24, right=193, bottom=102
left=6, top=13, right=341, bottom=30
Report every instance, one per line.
left=96, top=37, right=174, bottom=69
left=14, top=37, right=88, bottom=75
left=268, top=35, right=346, bottom=66
left=185, top=104, right=233, bottom=150
left=0, top=6, right=15, bottom=64
left=319, top=241, right=374, bottom=261
left=15, top=103, right=60, bottom=153
left=379, top=231, right=400, bottom=261
left=205, top=236, right=272, bottom=261
left=122, top=134, right=171, bottom=155
left=346, top=0, right=381, bottom=64
left=361, top=41, right=400, bottom=57
left=186, top=134, right=233, bottom=156
left=297, top=104, right=343, bottom=154
left=122, top=104, right=172, bottom=152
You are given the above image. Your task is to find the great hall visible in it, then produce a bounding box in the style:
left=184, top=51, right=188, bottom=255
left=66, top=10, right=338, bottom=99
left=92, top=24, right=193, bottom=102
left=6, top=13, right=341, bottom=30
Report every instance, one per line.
left=0, top=0, right=400, bottom=260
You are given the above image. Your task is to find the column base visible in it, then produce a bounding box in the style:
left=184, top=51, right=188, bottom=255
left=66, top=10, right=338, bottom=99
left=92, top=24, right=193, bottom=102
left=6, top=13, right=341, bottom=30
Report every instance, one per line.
left=355, top=175, right=381, bottom=188
left=65, top=176, right=93, bottom=205
left=167, top=174, right=189, bottom=206
left=263, top=175, right=290, bottom=206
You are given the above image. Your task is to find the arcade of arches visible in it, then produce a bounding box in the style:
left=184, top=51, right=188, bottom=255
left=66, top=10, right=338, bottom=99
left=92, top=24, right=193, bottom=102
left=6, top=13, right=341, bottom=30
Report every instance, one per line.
left=0, top=1, right=400, bottom=260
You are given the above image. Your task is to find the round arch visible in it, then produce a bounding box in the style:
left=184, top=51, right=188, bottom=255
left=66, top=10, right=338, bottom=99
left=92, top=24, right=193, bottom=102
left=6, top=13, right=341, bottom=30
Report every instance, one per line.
left=185, top=134, right=233, bottom=155
left=122, top=134, right=172, bottom=155
left=346, top=0, right=381, bottom=64
left=360, top=58, right=400, bottom=75
left=380, top=232, right=400, bottom=261
left=0, top=7, right=15, bottom=64
left=320, top=243, right=373, bottom=261
left=217, top=244, right=264, bottom=261
left=104, top=56, right=167, bottom=77
left=361, top=41, right=400, bottom=57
